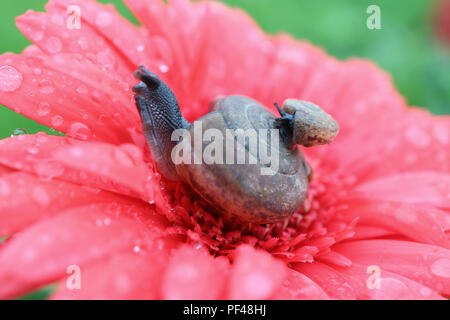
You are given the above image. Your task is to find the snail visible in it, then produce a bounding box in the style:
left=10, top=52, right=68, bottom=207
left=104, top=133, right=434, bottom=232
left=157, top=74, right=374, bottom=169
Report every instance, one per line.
left=133, top=66, right=338, bottom=224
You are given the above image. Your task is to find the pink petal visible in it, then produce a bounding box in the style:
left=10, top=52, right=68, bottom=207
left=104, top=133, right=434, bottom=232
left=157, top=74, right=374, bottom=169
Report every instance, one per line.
left=274, top=269, right=331, bottom=300
left=316, top=251, right=353, bottom=268
left=161, top=245, right=229, bottom=299
left=0, top=165, right=14, bottom=176
left=228, top=245, right=287, bottom=299
left=46, top=0, right=154, bottom=68
left=338, top=263, right=444, bottom=300
left=353, top=171, right=450, bottom=208
left=336, top=198, right=450, bottom=248
left=0, top=133, right=158, bottom=202
left=0, top=51, right=138, bottom=144
left=0, top=171, right=124, bottom=236
left=51, top=248, right=172, bottom=299
left=0, top=201, right=170, bottom=299
left=293, top=261, right=358, bottom=299
left=351, top=225, right=397, bottom=241
left=322, top=111, right=449, bottom=184
left=334, top=240, right=450, bottom=296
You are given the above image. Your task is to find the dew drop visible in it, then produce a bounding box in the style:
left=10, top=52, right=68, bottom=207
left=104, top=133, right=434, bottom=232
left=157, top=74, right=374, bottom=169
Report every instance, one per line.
left=36, top=132, right=48, bottom=143
left=136, top=45, right=144, bottom=52
left=78, top=37, right=89, bottom=51
left=405, top=127, right=430, bottom=148
left=0, top=66, right=23, bottom=92
left=430, top=259, right=450, bottom=278
left=39, top=79, right=55, bottom=94
left=44, top=36, right=62, bottom=54
left=37, top=102, right=51, bottom=116
left=28, top=147, right=39, bottom=155
left=193, top=242, right=203, bottom=250
left=10, top=128, right=28, bottom=137
left=159, top=64, right=169, bottom=73
left=243, top=271, right=273, bottom=299
left=34, top=160, right=65, bottom=179
left=32, top=186, right=50, bottom=207
left=0, top=179, right=10, bottom=196
left=68, top=122, right=91, bottom=140
left=419, top=287, right=432, bottom=297
left=96, top=50, right=115, bottom=71
left=28, top=29, right=44, bottom=42
left=50, top=14, right=64, bottom=25
left=433, top=124, right=449, bottom=145
left=51, top=115, right=64, bottom=127
left=95, top=11, right=112, bottom=27
left=68, top=146, right=84, bottom=158
left=133, top=245, right=141, bottom=253
left=76, top=84, right=88, bottom=95
left=33, top=68, right=42, bottom=75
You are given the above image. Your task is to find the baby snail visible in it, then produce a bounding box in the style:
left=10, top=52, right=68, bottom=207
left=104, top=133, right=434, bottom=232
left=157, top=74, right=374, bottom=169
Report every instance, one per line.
left=133, top=66, right=339, bottom=224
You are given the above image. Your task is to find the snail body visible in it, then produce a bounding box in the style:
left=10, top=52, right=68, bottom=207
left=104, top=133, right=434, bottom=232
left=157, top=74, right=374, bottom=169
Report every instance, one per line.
left=133, top=66, right=338, bottom=223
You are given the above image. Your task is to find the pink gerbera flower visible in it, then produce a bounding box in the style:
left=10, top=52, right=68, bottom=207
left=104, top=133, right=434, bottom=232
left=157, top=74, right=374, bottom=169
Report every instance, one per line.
left=0, top=0, right=449, bottom=300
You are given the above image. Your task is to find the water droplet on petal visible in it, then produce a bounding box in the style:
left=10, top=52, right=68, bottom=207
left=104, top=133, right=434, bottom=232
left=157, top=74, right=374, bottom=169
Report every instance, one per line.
left=51, top=115, right=64, bottom=127
left=430, top=259, right=450, bottom=278
left=32, top=186, right=50, bottom=207
left=243, top=271, right=273, bottom=299
left=10, top=128, right=28, bottom=137
left=96, top=50, right=115, bottom=72
left=39, top=79, right=55, bottom=94
left=133, top=245, right=141, bottom=253
left=50, top=14, right=64, bottom=25
left=36, top=133, right=48, bottom=143
left=433, top=124, right=449, bottom=145
left=193, top=242, right=203, bottom=250
left=0, top=179, right=10, bottom=196
left=136, top=45, right=144, bottom=52
left=76, top=84, right=88, bottom=95
left=28, top=147, right=39, bottom=155
left=159, top=64, right=169, bottom=73
left=103, top=217, right=111, bottom=226
left=68, top=122, right=91, bottom=140
left=78, top=37, right=89, bottom=50
left=0, top=66, right=23, bottom=92
left=68, top=146, right=84, bottom=158
left=419, top=287, right=432, bottom=297
left=95, top=11, right=112, bottom=27
left=37, top=102, right=51, bottom=117
left=405, top=127, right=430, bottom=148
left=44, top=36, right=62, bottom=54
left=33, top=68, right=42, bottom=75
left=28, top=29, right=44, bottom=42
left=34, top=160, right=65, bottom=179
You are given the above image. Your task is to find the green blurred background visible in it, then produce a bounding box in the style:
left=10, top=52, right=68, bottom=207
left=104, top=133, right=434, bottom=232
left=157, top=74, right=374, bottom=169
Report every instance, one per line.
left=0, top=0, right=449, bottom=140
